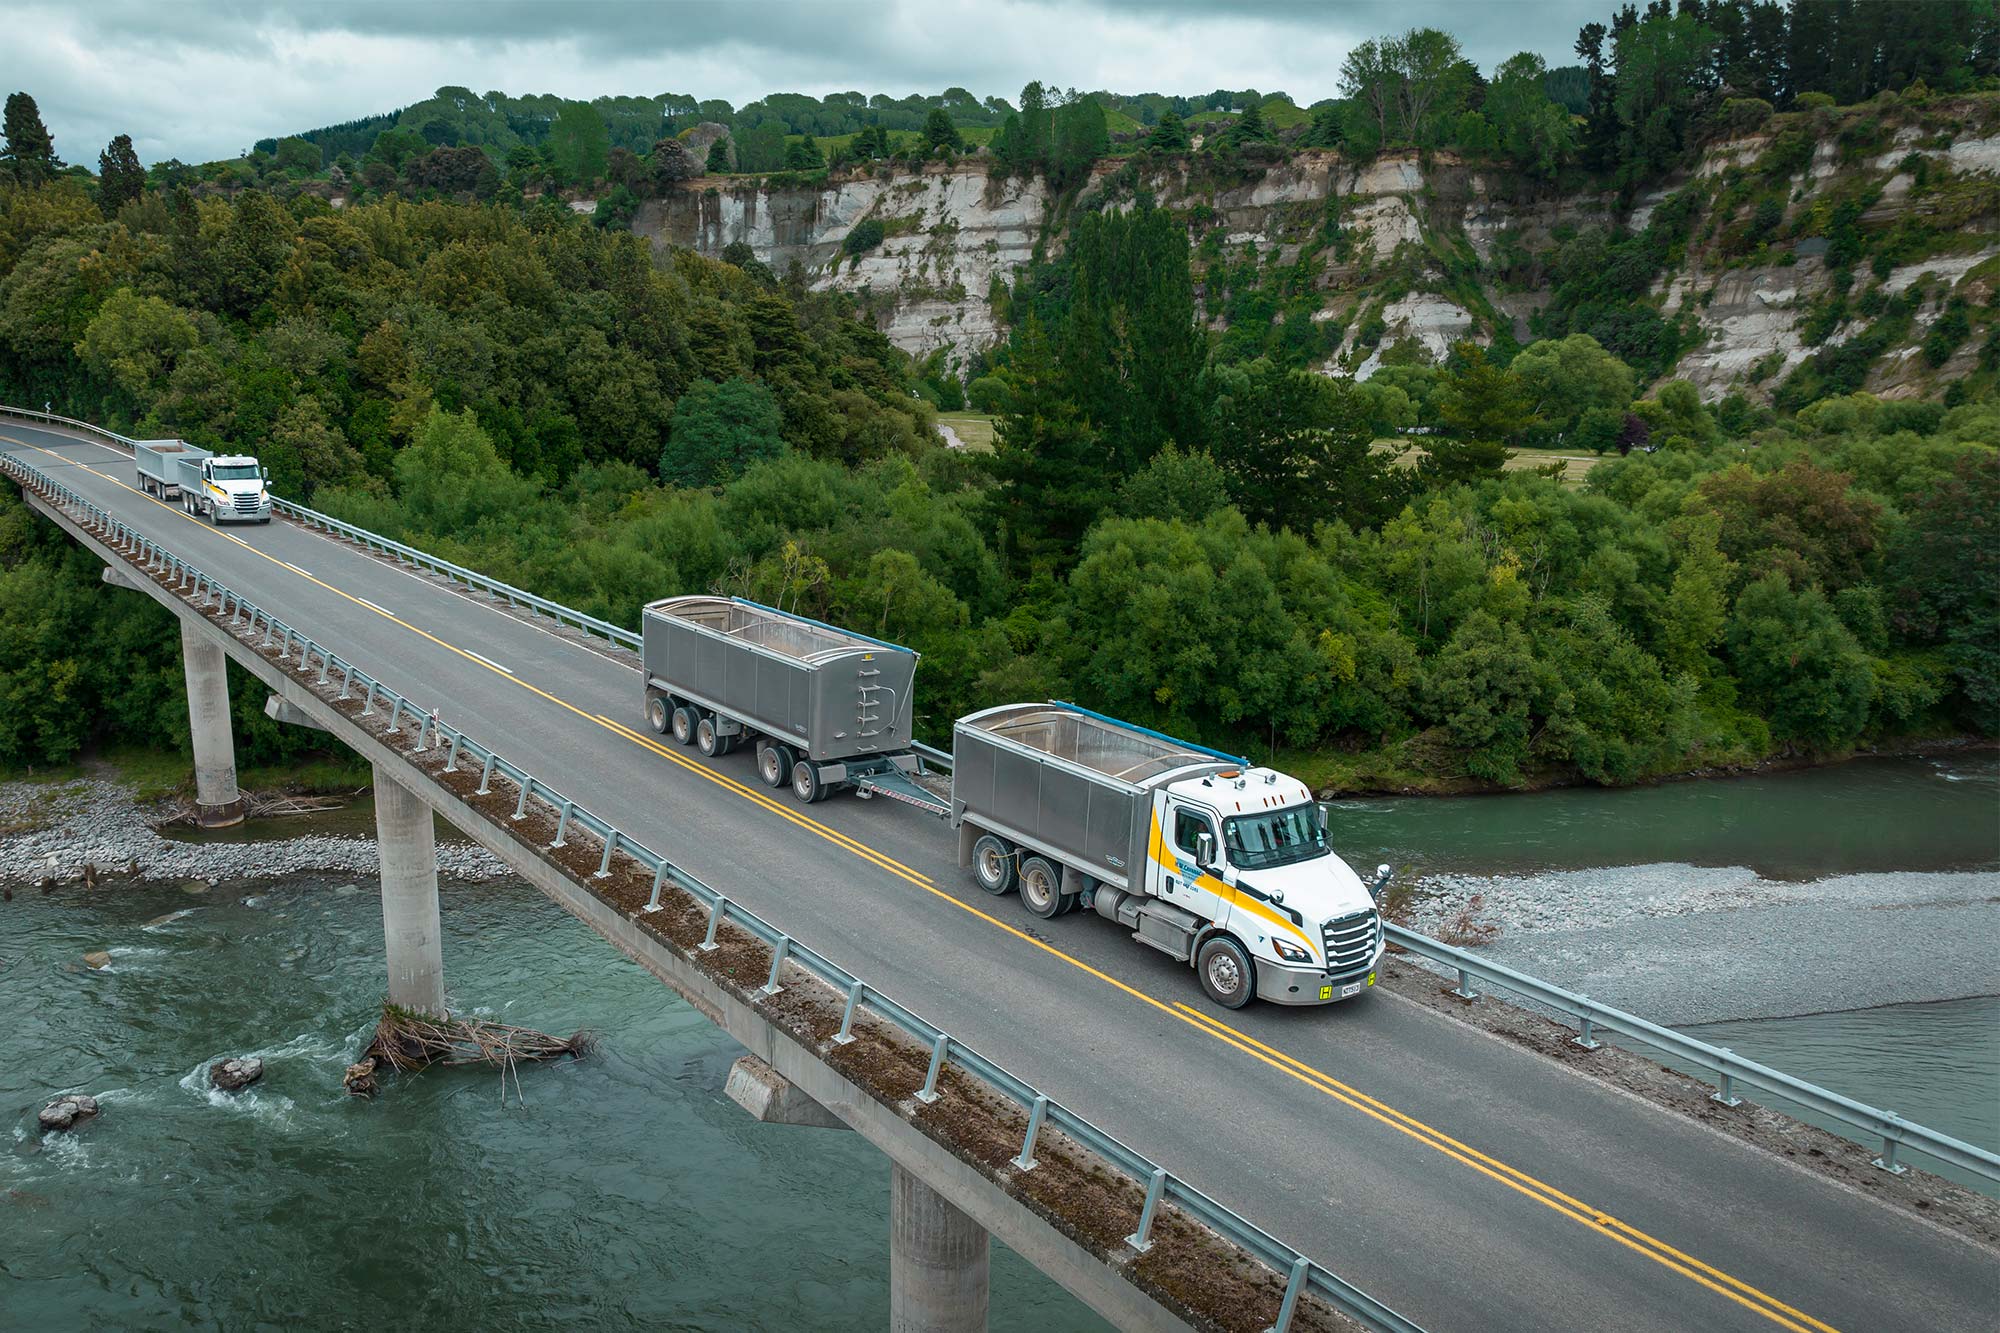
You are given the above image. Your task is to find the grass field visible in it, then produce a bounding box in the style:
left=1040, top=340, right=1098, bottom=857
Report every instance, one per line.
left=1373, top=440, right=1603, bottom=486
left=935, top=412, right=997, bottom=451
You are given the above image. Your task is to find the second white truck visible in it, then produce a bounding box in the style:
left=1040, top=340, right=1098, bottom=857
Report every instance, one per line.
left=134, top=438, right=271, bottom=524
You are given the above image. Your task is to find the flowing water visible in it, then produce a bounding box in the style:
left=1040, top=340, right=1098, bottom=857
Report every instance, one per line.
left=2, top=877, right=1109, bottom=1331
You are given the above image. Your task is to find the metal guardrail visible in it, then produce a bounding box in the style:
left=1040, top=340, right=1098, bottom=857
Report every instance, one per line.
left=1386, top=924, right=2000, bottom=1184
left=0, top=442, right=1423, bottom=1333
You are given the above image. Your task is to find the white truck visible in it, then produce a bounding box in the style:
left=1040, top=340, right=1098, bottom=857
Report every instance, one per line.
left=950, top=702, right=1389, bottom=1009
left=133, top=439, right=271, bottom=524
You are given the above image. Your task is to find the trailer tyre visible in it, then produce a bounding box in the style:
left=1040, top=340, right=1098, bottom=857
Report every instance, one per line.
left=970, top=834, right=1016, bottom=895
left=791, top=760, right=829, bottom=804
left=759, top=743, right=795, bottom=789
left=696, top=715, right=723, bottom=756
left=1018, top=856, right=1065, bottom=919
left=645, top=694, right=670, bottom=735
left=670, top=705, right=697, bottom=746
left=1196, top=936, right=1255, bottom=1010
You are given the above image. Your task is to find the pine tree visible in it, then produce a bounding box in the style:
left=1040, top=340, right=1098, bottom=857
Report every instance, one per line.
left=705, top=137, right=731, bottom=174
left=97, top=133, right=144, bottom=215
left=986, top=316, right=1110, bottom=574
left=2, top=91, right=60, bottom=185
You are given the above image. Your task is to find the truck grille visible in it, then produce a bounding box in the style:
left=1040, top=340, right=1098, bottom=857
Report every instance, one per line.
left=1322, top=909, right=1379, bottom=977
left=232, top=493, right=261, bottom=515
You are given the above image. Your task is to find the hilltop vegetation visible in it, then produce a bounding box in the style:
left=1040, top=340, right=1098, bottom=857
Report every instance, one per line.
left=0, top=1, right=1994, bottom=788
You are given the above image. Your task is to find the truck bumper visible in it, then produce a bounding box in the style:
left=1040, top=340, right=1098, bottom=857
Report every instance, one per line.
left=1254, top=942, right=1386, bottom=1005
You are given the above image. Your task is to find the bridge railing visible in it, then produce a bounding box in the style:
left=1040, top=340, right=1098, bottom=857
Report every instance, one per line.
left=1, top=443, right=1423, bottom=1333
left=10, top=403, right=1992, bottom=1190
left=1385, top=924, right=2000, bottom=1184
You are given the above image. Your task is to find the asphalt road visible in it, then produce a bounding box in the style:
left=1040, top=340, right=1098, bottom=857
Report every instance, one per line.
left=9, top=424, right=1995, bottom=1333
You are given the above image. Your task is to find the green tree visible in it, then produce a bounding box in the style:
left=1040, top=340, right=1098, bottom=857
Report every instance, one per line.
left=986, top=316, right=1107, bottom=573
left=546, top=102, right=610, bottom=184
left=1207, top=360, right=1398, bottom=530
left=923, top=108, right=963, bottom=153
left=661, top=377, right=786, bottom=487
left=1885, top=452, right=2000, bottom=728
left=1510, top=334, right=1634, bottom=445
left=1429, top=343, right=1535, bottom=482
left=1114, top=444, right=1231, bottom=524
left=393, top=406, right=541, bottom=532
left=1725, top=573, right=1874, bottom=749
left=2, top=91, right=60, bottom=185
left=1223, top=97, right=1272, bottom=147
left=96, top=134, right=145, bottom=215
left=705, top=136, right=732, bottom=174
left=1485, top=52, right=1577, bottom=176
left=74, top=288, right=200, bottom=401
left=1143, top=110, right=1190, bottom=154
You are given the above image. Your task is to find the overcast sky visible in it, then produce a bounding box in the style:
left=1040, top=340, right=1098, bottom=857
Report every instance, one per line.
left=7, top=0, right=1606, bottom=165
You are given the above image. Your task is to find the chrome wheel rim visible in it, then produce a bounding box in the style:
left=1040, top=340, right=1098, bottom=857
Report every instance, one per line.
left=1023, top=868, right=1054, bottom=910
left=977, top=846, right=1003, bottom=887
left=792, top=765, right=814, bottom=801
left=1206, top=951, right=1243, bottom=997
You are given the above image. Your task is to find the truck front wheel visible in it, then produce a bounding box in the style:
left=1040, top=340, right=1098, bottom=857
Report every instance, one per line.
left=1018, top=856, right=1065, bottom=919
left=1196, top=937, right=1256, bottom=1009
left=971, top=834, right=1016, bottom=895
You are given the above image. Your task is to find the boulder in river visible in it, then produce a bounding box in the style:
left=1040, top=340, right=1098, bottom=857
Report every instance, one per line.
left=342, top=1057, right=377, bottom=1098
left=82, top=951, right=111, bottom=969
left=38, top=1094, right=99, bottom=1132
left=209, top=1057, right=263, bottom=1092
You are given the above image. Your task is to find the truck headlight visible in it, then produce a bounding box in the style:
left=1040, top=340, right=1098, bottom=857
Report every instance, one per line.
left=1272, top=939, right=1314, bottom=965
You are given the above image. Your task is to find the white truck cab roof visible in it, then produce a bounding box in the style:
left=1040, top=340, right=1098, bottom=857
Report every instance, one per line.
left=1163, top=766, right=1316, bottom=817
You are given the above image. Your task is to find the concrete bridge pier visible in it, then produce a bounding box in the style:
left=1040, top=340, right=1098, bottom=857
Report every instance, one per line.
left=891, top=1162, right=990, bottom=1333
left=180, top=621, right=244, bottom=827
left=374, top=763, right=446, bottom=1014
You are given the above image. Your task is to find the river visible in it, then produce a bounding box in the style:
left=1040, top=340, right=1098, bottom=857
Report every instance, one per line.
left=6, top=754, right=1994, bottom=1324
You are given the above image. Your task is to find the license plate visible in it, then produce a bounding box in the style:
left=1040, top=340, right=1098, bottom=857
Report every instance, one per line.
left=1341, top=982, right=1362, bottom=998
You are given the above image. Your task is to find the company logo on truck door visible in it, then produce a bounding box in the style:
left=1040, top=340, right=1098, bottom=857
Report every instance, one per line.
left=1146, top=813, right=1319, bottom=959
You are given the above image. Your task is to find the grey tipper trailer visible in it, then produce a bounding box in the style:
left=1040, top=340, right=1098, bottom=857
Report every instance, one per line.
left=951, top=701, right=1233, bottom=898
left=641, top=595, right=931, bottom=804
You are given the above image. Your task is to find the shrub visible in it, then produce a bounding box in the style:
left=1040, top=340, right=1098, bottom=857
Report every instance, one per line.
left=842, top=217, right=886, bottom=256
left=1721, top=98, right=1774, bottom=135
left=1795, top=91, right=1836, bottom=112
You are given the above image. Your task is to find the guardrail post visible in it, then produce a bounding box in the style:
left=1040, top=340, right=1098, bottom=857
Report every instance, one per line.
left=761, top=935, right=790, bottom=996
left=916, top=1033, right=949, bottom=1105
left=1711, top=1050, right=1743, bottom=1107
left=1451, top=967, right=1479, bottom=1001
left=384, top=696, right=402, bottom=735
left=1266, top=1257, right=1311, bottom=1333
left=259, top=616, right=273, bottom=648
left=550, top=801, right=571, bottom=847
left=834, top=980, right=864, bottom=1045
left=276, top=627, right=291, bottom=661
left=316, top=650, right=330, bottom=686
left=1875, top=1119, right=1909, bottom=1175
left=476, top=752, right=495, bottom=795
left=699, top=896, right=727, bottom=951
left=339, top=663, right=354, bottom=700
left=512, top=777, right=532, bottom=820
left=595, top=830, right=617, bottom=878
left=443, top=732, right=461, bottom=773
left=1012, top=1096, right=1048, bottom=1171
left=643, top=862, right=667, bottom=912
left=1125, top=1168, right=1168, bottom=1252
left=1573, top=1002, right=1602, bottom=1051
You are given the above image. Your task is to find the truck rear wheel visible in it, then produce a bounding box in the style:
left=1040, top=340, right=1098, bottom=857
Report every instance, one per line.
left=970, top=834, right=1016, bottom=895
left=696, top=715, right=722, bottom=756
left=645, top=693, right=670, bottom=734
left=758, top=743, right=794, bottom=789
left=791, top=760, right=829, bottom=804
left=1018, top=856, right=1065, bottom=919
left=670, top=705, right=697, bottom=746
left=1196, top=937, right=1255, bottom=1010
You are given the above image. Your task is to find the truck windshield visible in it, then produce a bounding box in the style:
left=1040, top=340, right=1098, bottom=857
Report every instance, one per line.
left=1223, top=806, right=1329, bottom=871
left=210, top=464, right=261, bottom=480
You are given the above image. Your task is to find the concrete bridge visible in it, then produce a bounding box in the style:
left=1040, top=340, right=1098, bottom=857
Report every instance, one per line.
left=5, top=415, right=1994, bottom=1333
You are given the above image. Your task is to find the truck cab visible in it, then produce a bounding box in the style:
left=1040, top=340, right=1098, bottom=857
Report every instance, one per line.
left=1146, top=769, right=1385, bottom=1007
left=193, top=456, right=272, bottom=524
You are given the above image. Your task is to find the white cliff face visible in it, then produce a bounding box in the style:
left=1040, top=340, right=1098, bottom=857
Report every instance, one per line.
left=632, top=107, right=1998, bottom=402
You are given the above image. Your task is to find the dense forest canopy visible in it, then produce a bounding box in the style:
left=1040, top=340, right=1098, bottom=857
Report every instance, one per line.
left=0, top=0, right=1994, bottom=788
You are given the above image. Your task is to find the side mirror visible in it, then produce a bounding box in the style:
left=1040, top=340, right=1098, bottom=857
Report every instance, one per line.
left=1196, top=830, right=1215, bottom=870
left=1371, top=863, right=1393, bottom=900
left=261, top=466, right=269, bottom=480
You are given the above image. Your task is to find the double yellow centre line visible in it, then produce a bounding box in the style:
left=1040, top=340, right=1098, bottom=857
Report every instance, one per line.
left=6, top=433, right=1842, bottom=1333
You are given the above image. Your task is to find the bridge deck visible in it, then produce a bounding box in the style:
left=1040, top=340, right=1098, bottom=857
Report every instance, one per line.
left=8, top=423, right=1991, bottom=1333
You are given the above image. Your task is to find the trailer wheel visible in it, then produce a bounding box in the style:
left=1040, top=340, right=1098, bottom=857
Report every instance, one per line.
left=1018, top=856, right=1065, bottom=919
left=696, top=715, right=723, bottom=756
left=645, top=693, right=670, bottom=735
left=970, top=834, right=1016, bottom=895
left=670, top=705, right=697, bottom=746
left=1196, top=936, right=1255, bottom=1010
left=759, top=743, right=795, bottom=789
left=791, top=760, right=829, bottom=804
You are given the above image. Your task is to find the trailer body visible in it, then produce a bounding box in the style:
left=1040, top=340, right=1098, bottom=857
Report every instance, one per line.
left=951, top=702, right=1386, bottom=1009
left=133, top=438, right=270, bottom=523
left=640, top=595, right=925, bottom=801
